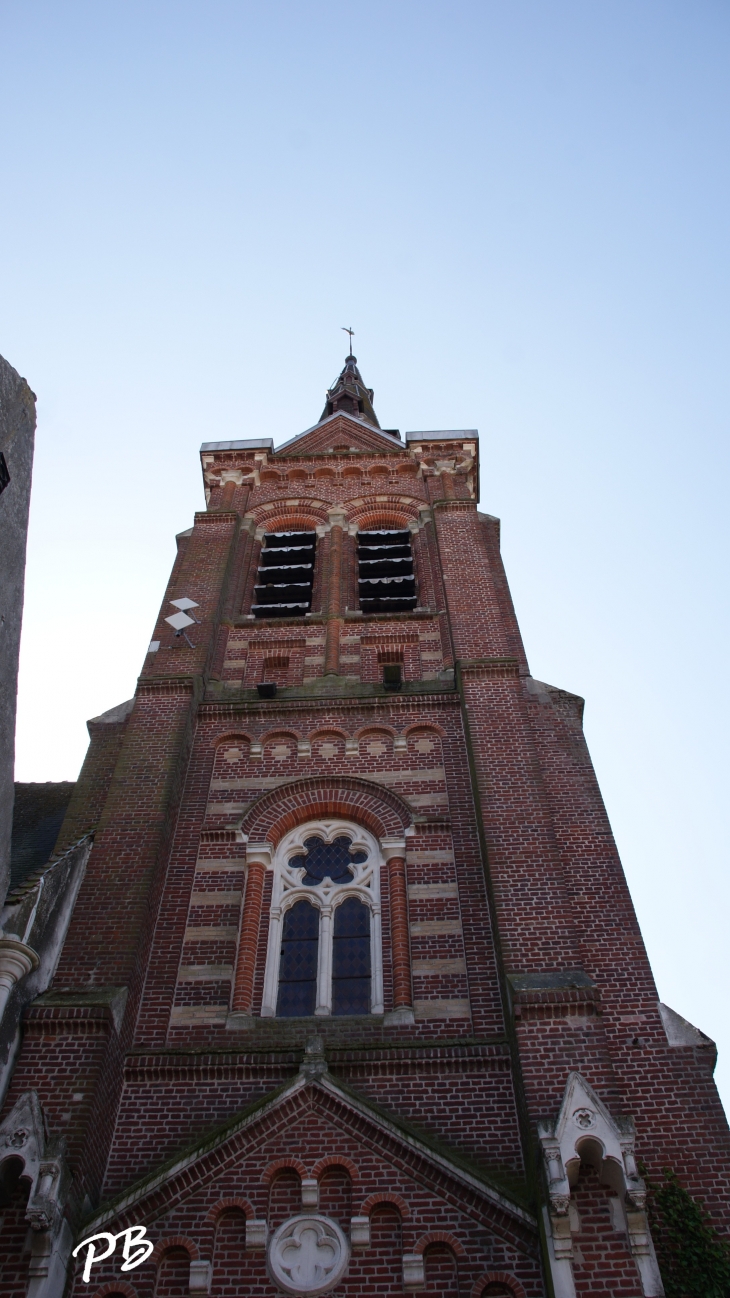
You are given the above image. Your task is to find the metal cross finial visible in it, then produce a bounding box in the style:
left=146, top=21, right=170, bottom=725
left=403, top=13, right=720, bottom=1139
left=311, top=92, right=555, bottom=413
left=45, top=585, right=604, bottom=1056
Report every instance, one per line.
left=341, top=326, right=354, bottom=356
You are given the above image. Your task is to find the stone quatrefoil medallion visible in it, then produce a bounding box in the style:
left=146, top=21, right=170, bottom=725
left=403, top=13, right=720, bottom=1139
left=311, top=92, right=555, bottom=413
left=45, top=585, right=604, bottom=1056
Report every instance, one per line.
left=573, top=1107, right=596, bottom=1130
left=268, top=1214, right=350, bottom=1295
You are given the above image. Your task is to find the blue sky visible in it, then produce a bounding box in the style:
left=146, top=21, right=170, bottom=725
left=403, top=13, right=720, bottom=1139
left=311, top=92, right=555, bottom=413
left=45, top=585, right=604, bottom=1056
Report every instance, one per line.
left=2, top=1, right=729, bottom=1108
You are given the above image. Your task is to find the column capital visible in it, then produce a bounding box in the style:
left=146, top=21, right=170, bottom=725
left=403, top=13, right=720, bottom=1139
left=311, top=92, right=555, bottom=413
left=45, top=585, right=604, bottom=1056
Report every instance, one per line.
left=381, top=838, right=407, bottom=862
left=0, top=935, right=40, bottom=980
left=246, top=842, right=272, bottom=869
left=0, top=936, right=40, bottom=1022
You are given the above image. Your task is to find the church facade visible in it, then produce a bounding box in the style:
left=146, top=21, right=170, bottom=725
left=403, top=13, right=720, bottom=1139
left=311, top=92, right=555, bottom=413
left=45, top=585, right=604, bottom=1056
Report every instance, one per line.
left=1, top=355, right=728, bottom=1297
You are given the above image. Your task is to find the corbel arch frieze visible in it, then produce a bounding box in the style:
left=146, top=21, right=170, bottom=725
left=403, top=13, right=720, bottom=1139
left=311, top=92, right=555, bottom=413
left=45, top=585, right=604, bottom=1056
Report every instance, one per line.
left=403, top=721, right=447, bottom=739
left=235, top=775, right=413, bottom=847
left=212, top=730, right=255, bottom=749
left=309, top=726, right=350, bottom=743
left=259, top=728, right=303, bottom=749
left=354, top=723, right=398, bottom=740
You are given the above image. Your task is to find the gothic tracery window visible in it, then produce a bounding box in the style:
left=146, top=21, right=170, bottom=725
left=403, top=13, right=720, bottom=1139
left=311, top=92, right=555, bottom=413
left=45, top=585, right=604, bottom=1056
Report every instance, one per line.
left=276, top=898, right=319, bottom=1017
left=262, top=821, right=383, bottom=1019
left=332, top=896, right=371, bottom=1015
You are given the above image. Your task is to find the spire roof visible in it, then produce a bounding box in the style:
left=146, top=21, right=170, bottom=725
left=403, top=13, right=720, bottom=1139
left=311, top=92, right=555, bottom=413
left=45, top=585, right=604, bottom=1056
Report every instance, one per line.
left=320, top=354, right=380, bottom=428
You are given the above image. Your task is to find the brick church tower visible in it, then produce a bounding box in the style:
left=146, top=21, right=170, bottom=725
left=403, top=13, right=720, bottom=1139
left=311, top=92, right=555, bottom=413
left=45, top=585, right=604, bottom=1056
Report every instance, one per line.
left=1, top=354, right=728, bottom=1297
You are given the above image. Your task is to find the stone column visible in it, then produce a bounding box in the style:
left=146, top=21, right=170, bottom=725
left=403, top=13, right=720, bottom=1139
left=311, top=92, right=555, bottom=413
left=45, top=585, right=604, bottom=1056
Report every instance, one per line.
left=231, top=843, right=271, bottom=1015
left=0, top=935, right=39, bottom=1022
left=315, top=907, right=333, bottom=1015
left=324, top=512, right=345, bottom=675
left=382, top=839, right=412, bottom=1017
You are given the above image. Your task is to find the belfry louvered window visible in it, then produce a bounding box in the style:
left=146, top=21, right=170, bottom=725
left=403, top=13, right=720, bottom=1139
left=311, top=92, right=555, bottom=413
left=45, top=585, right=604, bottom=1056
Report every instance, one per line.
left=252, top=530, right=316, bottom=618
left=357, top=530, right=417, bottom=613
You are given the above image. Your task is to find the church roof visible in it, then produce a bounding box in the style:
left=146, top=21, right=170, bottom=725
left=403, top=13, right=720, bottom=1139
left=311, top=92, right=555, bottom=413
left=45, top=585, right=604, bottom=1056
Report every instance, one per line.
left=274, top=354, right=406, bottom=457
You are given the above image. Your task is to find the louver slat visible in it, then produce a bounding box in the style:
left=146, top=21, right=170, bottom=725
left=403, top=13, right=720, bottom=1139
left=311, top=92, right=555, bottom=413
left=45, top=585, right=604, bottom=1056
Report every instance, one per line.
left=253, top=530, right=316, bottom=618
left=356, top=529, right=417, bottom=615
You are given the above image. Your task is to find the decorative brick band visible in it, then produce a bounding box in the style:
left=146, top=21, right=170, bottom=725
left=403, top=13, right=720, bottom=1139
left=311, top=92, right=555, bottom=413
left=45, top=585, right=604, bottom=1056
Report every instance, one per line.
left=433, top=498, right=476, bottom=512
left=193, top=510, right=239, bottom=527
left=23, top=1004, right=114, bottom=1036
left=135, top=677, right=197, bottom=697
left=510, top=984, right=601, bottom=1021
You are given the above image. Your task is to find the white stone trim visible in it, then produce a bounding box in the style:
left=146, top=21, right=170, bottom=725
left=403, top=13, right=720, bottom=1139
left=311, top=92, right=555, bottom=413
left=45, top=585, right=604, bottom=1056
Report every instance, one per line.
left=0, top=1091, right=73, bottom=1298
left=538, top=1073, right=664, bottom=1297
left=0, top=935, right=39, bottom=1021
left=267, top=1213, right=350, bottom=1294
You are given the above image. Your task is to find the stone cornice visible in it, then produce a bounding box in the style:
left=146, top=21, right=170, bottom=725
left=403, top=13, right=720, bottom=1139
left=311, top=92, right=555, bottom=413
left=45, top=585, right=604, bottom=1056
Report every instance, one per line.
left=136, top=676, right=200, bottom=697
left=198, top=690, right=460, bottom=722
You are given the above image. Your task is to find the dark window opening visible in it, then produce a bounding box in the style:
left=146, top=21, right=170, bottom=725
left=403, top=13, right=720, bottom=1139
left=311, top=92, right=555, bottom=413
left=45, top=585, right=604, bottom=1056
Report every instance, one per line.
left=382, top=663, right=403, bottom=691
left=0, top=452, right=10, bottom=495
left=357, top=529, right=416, bottom=614
left=276, top=899, right=319, bottom=1017
left=332, top=897, right=371, bottom=1015
left=0, top=1157, right=25, bottom=1208
left=289, top=835, right=367, bottom=888
left=253, top=531, right=316, bottom=618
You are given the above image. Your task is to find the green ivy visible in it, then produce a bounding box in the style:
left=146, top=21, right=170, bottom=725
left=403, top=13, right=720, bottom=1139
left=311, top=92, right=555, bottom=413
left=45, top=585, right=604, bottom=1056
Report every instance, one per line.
left=643, top=1165, right=730, bottom=1298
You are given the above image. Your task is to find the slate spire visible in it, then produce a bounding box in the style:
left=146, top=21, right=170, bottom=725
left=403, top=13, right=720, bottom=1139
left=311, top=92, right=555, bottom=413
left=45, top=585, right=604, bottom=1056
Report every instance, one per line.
left=320, top=354, right=381, bottom=428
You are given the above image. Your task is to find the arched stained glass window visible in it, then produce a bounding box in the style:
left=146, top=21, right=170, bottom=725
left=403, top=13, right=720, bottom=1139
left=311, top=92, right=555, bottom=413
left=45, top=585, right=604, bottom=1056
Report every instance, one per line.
left=277, top=899, right=319, bottom=1017
left=262, top=820, right=384, bottom=1020
left=332, top=896, right=371, bottom=1015
left=289, top=834, right=367, bottom=887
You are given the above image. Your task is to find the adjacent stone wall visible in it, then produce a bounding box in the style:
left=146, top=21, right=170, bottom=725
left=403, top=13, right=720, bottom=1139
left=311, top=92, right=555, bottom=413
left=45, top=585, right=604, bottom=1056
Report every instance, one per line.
left=0, top=355, right=36, bottom=903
